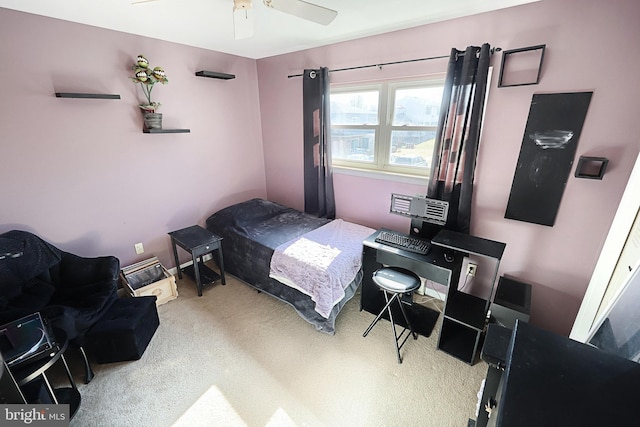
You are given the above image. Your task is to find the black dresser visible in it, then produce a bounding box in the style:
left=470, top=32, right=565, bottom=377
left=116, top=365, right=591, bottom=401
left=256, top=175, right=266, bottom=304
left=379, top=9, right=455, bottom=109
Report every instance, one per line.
left=475, top=321, right=640, bottom=426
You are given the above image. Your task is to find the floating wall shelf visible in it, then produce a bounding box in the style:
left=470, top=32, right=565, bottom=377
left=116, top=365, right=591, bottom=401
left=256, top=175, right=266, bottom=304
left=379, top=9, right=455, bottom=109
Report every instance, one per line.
left=55, top=92, right=121, bottom=99
left=143, top=128, right=190, bottom=134
left=195, top=71, right=235, bottom=80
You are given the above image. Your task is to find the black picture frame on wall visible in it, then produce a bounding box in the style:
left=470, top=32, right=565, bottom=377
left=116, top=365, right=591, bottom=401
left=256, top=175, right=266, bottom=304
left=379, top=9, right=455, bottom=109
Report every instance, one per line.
left=575, top=156, right=609, bottom=180
left=498, top=44, right=546, bottom=88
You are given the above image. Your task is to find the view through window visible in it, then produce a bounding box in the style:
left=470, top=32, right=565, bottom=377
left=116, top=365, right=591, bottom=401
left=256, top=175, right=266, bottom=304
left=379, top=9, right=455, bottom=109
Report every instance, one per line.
left=330, top=78, right=444, bottom=177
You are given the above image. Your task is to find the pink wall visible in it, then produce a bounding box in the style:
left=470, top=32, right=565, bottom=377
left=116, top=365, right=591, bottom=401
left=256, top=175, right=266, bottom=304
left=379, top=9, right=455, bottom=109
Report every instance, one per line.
left=0, top=8, right=267, bottom=269
left=2, top=1, right=640, bottom=336
left=257, top=0, right=640, bottom=335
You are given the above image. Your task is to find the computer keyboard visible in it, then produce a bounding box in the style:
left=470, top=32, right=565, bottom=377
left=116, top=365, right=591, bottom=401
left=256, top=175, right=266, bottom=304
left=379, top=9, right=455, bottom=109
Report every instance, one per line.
left=375, top=230, right=431, bottom=255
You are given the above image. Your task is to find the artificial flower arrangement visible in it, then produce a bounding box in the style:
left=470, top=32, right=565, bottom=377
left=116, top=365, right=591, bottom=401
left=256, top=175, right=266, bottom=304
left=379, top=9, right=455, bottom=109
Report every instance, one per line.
left=131, top=54, right=168, bottom=113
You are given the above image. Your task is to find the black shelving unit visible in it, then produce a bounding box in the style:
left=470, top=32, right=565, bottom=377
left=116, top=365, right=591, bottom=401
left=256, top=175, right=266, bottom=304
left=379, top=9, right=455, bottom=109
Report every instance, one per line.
left=55, top=92, right=120, bottom=99
left=195, top=70, right=235, bottom=80
left=143, top=128, right=190, bottom=134
left=444, top=292, right=488, bottom=330
left=438, top=320, right=481, bottom=364
left=431, top=229, right=506, bottom=364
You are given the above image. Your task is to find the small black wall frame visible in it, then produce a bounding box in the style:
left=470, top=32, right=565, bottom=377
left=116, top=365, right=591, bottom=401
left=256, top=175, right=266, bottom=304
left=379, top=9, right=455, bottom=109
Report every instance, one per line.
left=575, top=156, right=609, bottom=180
left=498, top=44, right=546, bottom=88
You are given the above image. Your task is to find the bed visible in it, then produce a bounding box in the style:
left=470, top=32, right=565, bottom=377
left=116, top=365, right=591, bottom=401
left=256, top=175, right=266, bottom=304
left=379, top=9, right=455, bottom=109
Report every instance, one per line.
left=205, top=198, right=374, bottom=334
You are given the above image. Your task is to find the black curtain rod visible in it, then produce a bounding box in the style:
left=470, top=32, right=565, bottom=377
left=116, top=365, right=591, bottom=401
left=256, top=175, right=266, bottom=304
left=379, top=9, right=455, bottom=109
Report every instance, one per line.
left=287, top=46, right=501, bottom=78
left=287, top=54, right=448, bottom=78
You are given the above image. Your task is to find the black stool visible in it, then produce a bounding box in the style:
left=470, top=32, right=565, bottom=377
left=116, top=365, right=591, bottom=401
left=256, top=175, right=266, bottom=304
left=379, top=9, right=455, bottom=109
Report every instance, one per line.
left=363, top=267, right=420, bottom=363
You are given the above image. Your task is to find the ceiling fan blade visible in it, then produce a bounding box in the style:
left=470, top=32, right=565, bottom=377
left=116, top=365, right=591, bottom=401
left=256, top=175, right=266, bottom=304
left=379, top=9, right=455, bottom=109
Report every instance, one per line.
left=233, top=3, right=255, bottom=40
left=263, top=0, right=337, bottom=25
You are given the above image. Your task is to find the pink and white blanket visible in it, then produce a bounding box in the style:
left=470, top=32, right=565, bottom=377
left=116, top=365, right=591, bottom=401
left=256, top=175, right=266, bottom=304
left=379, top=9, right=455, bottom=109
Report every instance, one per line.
left=269, top=219, right=375, bottom=319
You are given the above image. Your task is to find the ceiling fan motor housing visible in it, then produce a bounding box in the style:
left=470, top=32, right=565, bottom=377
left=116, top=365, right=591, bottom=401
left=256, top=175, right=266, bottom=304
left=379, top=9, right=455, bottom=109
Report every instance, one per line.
left=234, top=0, right=252, bottom=10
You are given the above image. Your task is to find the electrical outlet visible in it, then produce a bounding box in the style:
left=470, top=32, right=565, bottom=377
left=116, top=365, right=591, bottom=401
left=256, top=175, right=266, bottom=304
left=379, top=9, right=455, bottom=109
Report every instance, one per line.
left=134, top=242, right=144, bottom=255
left=466, top=262, right=477, bottom=277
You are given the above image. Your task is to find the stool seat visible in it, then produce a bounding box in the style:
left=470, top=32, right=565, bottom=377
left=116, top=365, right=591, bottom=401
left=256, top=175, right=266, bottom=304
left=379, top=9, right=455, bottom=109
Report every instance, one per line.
left=373, top=268, right=421, bottom=293
left=364, top=267, right=421, bottom=363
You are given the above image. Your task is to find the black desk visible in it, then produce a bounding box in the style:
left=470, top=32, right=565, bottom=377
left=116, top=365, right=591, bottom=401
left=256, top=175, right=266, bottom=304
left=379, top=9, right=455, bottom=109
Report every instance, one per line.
left=361, top=229, right=463, bottom=337
left=477, top=321, right=640, bottom=426
left=169, top=225, right=226, bottom=296
left=362, top=228, right=505, bottom=364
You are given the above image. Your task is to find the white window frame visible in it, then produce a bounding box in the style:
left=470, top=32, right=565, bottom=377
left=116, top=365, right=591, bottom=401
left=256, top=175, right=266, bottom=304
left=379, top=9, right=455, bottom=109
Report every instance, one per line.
left=330, top=75, right=445, bottom=180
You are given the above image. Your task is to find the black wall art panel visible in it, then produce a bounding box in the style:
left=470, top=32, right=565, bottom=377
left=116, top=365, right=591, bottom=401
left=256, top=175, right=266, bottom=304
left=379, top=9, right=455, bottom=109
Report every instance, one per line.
left=505, top=92, right=593, bottom=226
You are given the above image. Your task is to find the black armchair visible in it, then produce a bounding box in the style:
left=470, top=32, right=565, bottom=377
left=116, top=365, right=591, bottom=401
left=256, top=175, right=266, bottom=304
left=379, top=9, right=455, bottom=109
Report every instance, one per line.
left=0, top=230, right=120, bottom=383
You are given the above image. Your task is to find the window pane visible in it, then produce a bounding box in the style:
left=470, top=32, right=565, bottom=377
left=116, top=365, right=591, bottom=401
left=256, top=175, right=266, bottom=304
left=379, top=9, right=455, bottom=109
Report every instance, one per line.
left=330, top=91, right=379, bottom=125
left=392, top=87, right=443, bottom=126
left=331, top=129, right=375, bottom=162
left=389, top=130, right=436, bottom=168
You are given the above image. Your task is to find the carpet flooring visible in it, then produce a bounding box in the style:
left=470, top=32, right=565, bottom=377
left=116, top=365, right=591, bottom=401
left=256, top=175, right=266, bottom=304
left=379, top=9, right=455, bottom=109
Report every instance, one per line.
left=62, top=268, right=487, bottom=427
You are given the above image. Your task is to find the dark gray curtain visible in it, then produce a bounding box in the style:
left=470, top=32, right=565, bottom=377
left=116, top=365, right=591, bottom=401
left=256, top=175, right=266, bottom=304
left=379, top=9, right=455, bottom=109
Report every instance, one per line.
left=303, top=67, right=335, bottom=219
left=427, top=44, right=491, bottom=234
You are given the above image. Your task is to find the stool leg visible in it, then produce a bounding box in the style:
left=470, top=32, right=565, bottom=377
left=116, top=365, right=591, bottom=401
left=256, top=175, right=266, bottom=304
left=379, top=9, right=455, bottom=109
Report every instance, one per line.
left=363, top=290, right=397, bottom=338
left=384, top=292, right=404, bottom=363
left=397, top=297, right=418, bottom=340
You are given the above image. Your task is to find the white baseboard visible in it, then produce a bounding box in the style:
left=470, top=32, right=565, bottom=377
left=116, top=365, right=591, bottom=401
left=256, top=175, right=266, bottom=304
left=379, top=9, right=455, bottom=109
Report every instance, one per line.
left=168, top=254, right=213, bottom=276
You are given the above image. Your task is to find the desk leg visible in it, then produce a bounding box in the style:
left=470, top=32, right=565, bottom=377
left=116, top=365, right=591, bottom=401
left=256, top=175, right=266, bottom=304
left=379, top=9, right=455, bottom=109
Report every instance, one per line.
left=217, top=248, right=226, bottom=285
left=361, top=245, right=383, bottom=313
left=193, top=253, right=203, bottom=297
left=171, top=240, right=182, bottom=280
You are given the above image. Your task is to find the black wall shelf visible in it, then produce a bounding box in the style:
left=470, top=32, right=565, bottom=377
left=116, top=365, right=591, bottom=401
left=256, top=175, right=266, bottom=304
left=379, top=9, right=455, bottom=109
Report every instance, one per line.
left=55, top=93, right=121, bottom=99
left=143, top=128, right=190, bottom=134
left=195, top=70, right=235, bottom=80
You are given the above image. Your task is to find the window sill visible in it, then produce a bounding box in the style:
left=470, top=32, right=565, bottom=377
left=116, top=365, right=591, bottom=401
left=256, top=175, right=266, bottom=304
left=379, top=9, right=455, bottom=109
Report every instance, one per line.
left=333, top=165, right=429, bottom=185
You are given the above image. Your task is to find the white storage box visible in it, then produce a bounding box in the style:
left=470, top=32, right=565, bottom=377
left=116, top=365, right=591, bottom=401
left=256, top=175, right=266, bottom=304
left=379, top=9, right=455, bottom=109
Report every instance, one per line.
left=120, top=257, right=178, bottom=306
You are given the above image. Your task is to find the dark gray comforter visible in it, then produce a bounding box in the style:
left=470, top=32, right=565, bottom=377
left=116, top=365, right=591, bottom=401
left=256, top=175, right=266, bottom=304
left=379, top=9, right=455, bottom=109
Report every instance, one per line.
left=205, top=198, right=362, bottom=334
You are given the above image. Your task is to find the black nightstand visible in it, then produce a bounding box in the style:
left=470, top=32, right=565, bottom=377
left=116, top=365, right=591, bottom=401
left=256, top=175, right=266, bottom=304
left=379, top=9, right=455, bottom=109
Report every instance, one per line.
left=169, top=225, right=226, bottom=296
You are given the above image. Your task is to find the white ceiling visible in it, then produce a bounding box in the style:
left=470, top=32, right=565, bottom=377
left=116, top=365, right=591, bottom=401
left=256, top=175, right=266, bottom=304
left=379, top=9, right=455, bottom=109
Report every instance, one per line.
left=0, top=0, right=537, bottom=59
